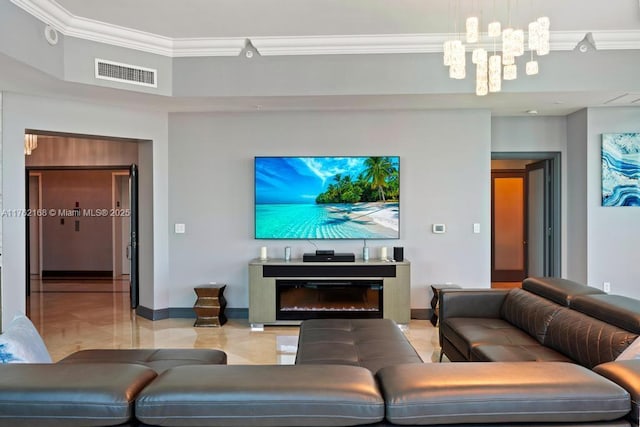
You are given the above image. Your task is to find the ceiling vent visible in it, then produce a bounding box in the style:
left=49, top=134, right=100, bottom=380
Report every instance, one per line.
left=603, top=93, right=640, bottom=105
left=95, top=59, right=157, bottom=88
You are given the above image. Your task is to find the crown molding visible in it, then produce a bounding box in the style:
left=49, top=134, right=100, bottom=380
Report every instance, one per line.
left=10, top=0, right=246, bottom=57
left=10, top=0, right=640, bottom=58
left=251, top=31, right=599, bottom=56
left=592, top=30, right=640, bottom=50
left=251, top=34, right=447, bottom=56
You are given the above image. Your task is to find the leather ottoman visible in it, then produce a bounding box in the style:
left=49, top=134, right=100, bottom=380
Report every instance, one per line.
left=296, top=319, right=422, bottom=373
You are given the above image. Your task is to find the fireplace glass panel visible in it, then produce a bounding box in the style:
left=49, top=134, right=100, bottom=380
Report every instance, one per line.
left=276, top=280, right=383, bottom=320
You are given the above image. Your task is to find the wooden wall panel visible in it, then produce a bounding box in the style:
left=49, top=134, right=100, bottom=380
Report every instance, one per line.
left=26, top=136, right=138, bottom=167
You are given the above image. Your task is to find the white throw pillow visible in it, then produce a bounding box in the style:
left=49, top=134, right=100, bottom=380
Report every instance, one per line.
left=616, top=336, right=640, bottom=361
left=0, top=313, right=52, bottom=363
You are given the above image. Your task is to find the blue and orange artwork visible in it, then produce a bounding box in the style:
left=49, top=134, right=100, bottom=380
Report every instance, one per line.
left=602, top=133, right=640, bottom=207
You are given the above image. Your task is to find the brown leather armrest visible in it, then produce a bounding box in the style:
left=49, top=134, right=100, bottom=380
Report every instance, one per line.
left=439, top=288, right=509, bottom=321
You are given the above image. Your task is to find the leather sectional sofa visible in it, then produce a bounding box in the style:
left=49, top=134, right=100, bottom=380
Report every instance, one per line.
left=439, top=277, right=640, bottom=426
left=0, top=278, right=638, bottom=427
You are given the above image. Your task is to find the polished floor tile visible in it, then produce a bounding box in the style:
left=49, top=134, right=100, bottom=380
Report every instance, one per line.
left=28, top=278, right=441, bottom=363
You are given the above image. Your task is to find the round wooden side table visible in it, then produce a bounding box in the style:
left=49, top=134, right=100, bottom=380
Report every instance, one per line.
left=193, top=284, right=227, bottom=327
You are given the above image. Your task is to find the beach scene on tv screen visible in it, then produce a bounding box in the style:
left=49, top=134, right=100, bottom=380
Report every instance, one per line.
left=255, top=156, right=399, bottom=239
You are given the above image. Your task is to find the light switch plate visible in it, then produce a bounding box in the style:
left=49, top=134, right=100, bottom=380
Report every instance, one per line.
left=175, top=223, right=186, bottom=234
left=473, top=223, right=481, bottom=233
left=432, top=224, right=446, bottom=233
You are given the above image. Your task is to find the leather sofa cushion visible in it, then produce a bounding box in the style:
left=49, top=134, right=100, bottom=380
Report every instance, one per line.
left=523, top=277, right=604, bottom=306
left=571, top=294, right=640, bottom=334
left=136, top=364, right=384, bottom=427
left=296, top=319, right=422, bottom=373
left=441, top=317, right=539, bottom=360
left=471, top=344, right=573, bottom=362
left=377, top=362, right=630, bottom=425
left=0, top=363, right=156, bottom=427
left=59, top=348, right=227, bottom=373
left=500, top=288, right=563, bottom=343
left=594, top=360, right=640, bottom=426
left=545, top=308, right=638, bottom=368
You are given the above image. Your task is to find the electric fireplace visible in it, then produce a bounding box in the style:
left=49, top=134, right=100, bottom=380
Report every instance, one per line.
left=275, top=279, right=383, bottom=320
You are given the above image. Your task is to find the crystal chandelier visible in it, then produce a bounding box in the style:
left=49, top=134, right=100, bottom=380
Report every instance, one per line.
left=443, top=1, right=550, bottom=96
left=24, top=133, right=38, bottom=155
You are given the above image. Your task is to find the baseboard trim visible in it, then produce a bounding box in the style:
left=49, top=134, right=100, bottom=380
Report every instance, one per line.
left=136, top=305, right=169, bottom=320
left=42, top=270, right=113, bottom=278
left=137, top=307, right=423, bottom=322
left=136, top=306, right=248, bottom=320
left=412, top=308, right=431, bottom=320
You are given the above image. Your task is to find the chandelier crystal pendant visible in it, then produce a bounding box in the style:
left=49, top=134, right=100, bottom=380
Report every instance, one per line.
left=466, top=17, right=479, bottom=43
left=442, top=1, right=550, bottom=96
left=24, top=134, right=38, bottom=156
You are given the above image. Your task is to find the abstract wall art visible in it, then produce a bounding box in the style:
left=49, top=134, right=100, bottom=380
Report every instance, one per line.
left=602, top=133, right=640, bottom=207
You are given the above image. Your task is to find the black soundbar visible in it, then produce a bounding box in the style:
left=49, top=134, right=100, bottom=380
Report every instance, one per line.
left=302, top=252, right=355, bottom=262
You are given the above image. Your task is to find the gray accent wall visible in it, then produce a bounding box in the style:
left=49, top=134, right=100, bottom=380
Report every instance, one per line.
left=566, top=109, right=589, bottom=283
left=0, top=92, right=168, bottom=327
left=0, top=2, right=64, bottom=80
left=558, top=107, right=638, bottom=298
left=0, top=92, right=3, bottom=267
left=168, top=110, right=492, bottom=311
left=2, top=94, right=638, bottom=323
left=63, top=37, right=172, bottom=96
left=0, top=91, right=2, bottom=328
left=584, top=107, right=640, bottom=297
left=491, top=116, right=568, bottom=275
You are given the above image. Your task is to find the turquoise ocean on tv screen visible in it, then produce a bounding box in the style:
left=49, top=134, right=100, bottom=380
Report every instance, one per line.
left=255, top=203, right=398, bottom=239
left=255, top=156, right=399, bottom=239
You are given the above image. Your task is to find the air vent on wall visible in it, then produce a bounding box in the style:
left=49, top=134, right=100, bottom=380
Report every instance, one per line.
left=94, top=59, right=157, bottom=88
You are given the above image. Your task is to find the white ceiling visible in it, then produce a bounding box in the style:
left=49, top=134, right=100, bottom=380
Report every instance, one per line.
left=52, top=0, right=640, bottom=38
left=4, top=0, right=640, bottom=116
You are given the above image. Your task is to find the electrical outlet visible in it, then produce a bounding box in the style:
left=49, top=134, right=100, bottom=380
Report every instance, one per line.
left=603, top=282, right=611, bottom=293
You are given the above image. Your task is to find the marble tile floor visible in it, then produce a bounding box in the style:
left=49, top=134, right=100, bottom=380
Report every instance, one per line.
left=28, top=278, right=442, bottom=364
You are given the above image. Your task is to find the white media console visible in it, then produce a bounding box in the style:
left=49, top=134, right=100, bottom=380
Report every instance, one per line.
left=248, top=258, right=410, bottom=330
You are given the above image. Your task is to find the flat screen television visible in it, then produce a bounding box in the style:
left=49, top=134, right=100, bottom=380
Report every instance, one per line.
left=255, top=156, right=399, bottom=239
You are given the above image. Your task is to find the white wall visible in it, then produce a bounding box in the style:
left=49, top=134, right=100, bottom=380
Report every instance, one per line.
left=584, top=107, right=640, bottom=297
left=168, top=109, right=492, bottom=311
left=491, top=116, right=568, bottom=276
left=0, top=93, right=169, bottom=326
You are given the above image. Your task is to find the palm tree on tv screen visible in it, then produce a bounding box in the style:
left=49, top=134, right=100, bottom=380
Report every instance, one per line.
left=363, top=157, right=394, bottom=203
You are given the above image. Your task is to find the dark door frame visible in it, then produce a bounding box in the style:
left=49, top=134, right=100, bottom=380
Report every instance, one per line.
left=525, top=160, right=551, bottom=276
left=491, top=151, right=561, bottom=278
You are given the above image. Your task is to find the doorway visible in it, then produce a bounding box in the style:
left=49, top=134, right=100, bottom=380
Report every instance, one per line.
left=491, top=152, right=561, bottom=286
left=26, top=166, right=139, bottom=308
left=24, top=131, right=142, bottom=313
